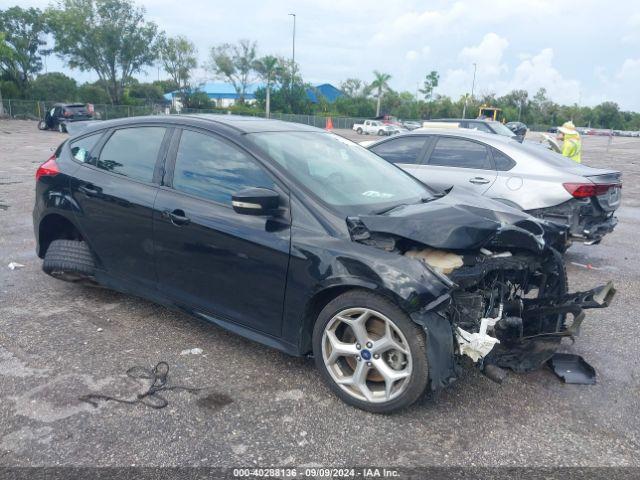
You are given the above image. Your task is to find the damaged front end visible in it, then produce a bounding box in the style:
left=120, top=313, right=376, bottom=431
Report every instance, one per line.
left=348, top=190, right=616, bottom=386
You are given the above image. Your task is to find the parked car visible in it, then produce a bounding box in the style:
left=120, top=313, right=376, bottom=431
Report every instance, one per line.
left=37, top=103, right=93, bottom=133
left=34, top=115, right=614, bottom=413
left=367, top=128, right=621, bottom=247
left=423, top=118, right=520, bottom=140
left=353, top=119, right=402, bottom=136
left=506, top=121, right=528, bottom=137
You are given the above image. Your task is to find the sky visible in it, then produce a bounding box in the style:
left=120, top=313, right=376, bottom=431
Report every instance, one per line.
left=3, top=0, right=640, bottom=110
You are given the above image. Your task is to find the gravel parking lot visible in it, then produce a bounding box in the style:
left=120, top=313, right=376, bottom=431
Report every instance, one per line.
left=1, top=119, right=639, bottom=467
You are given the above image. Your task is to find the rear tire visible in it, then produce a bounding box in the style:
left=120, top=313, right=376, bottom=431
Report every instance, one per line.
left=43, top=239, right=95, bottom=282
left=57, top=123, right=66, bottom=133
left=356, top=128, right=363, bottom=134
left=38, top=121, right=47, bottom=130
left=312, top=290, right=429, bottom=413
left=378, top=129, right=385, bottom=136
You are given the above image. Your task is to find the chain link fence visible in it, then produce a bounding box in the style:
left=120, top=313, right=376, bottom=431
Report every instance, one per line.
left=0, top=98, right=370, bottom=130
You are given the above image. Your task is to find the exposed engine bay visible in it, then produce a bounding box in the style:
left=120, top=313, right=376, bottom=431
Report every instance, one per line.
left=347, top=197, right=616, bottom=382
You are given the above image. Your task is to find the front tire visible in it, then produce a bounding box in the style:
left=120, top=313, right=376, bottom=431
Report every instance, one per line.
left=57, top=122, right=66, bottom=133
left=38, top=120, right=47, bottom=130
left=356, top=128, right=363, bottom=134
left=378, top=129, right=385, bottom=136
left=43, top=239, right=95, bottom=282
left=312, top=290, right=429, bottom=413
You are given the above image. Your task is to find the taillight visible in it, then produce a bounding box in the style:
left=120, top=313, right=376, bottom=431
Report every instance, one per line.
left=36, top=155, right=60, bottom=181
left=563, top=182, right=620, bottom=198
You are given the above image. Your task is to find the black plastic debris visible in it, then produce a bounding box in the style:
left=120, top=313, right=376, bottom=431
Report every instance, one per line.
left=548, top=353, right=596, bottom=384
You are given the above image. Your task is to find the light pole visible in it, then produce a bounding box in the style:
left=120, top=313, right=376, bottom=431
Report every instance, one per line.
left=462, top=63, right=477, bottom=119
left=288, top=13, right=296, bottom=84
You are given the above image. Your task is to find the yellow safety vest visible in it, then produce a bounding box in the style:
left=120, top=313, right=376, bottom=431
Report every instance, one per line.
left=562, top=134, right=582, bottom=163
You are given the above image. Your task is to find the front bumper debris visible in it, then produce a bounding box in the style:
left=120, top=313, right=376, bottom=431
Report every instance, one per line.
left=548, top=353, right=596, bottom=384
left=485, top=281, right=616, bottom=372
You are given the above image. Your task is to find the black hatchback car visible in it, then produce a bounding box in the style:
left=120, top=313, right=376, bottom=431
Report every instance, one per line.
left=38, top=103, right=92, bottom=133
left=33, top=115, right=614, bottom=412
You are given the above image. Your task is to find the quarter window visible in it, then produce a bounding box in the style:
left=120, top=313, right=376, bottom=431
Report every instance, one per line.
left=97, top=127, right=166, bottom=182
left=69, top=132, right=102, bottom=163
left=370, top=137, right=427, bottom=165
left=429, top=137, right=492, bottom=169
left=492, top=148, right=516, bottom=171
left=172, top=129, right=275, bottom=205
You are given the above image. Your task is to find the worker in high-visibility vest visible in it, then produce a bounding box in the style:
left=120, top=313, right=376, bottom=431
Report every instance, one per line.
left=558, top=121, right=582, bottom=163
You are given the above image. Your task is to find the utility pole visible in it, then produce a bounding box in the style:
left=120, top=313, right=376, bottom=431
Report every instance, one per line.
left=288, top=13, right=296, bottom=86
left=462, top=63, right=477, bottom=119
left=471, top=62, right=477, bottom=100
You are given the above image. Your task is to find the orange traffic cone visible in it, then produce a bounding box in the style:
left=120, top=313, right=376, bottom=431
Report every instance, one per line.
left=325, top=117, right=333, bottom=130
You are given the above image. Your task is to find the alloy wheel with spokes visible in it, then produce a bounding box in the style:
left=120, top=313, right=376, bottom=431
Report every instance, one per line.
left=322, top=307, right=412, bottom=403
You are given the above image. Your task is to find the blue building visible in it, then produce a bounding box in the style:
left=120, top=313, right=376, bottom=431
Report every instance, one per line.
left=164, top=82, right=265, bottom=108
left=306, top=83, right=344, bottom=103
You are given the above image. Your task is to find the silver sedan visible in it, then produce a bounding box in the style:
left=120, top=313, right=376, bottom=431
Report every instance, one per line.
left=366, top=128, right=622, bottom=247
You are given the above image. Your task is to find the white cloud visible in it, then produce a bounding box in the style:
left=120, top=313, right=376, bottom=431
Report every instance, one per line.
left=459, top=33, right=509, bottom=77
left=405, top=50, right=418, bottom=61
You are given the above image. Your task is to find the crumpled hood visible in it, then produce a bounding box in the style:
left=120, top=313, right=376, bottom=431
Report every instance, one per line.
left=355, top=188, right=549, bottom=252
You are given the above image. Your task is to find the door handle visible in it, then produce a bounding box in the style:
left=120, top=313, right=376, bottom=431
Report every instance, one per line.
left=468, top=177, right=491, bottom=185
left=78, top=184, right=100, bottom=196
left=163, top=209, right=190, bottom=226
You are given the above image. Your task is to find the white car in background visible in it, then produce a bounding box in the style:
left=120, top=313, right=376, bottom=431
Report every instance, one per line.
left=352, top=120, right=402, bottom=136
left=366, top=128, right=622, bottom=248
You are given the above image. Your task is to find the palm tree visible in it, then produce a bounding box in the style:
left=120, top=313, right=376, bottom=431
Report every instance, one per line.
left=370, top=70, right=392, bottom=117
left=253, top=55, right=281, bottom=118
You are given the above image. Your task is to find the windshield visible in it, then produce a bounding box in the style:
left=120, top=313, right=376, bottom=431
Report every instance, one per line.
left=489, top=121, right=517, bottom=137
left=247, top=131, right=430, bottom=214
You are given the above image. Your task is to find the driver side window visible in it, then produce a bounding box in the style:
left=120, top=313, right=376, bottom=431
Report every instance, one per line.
left=172, top=129, right=276, bottom=205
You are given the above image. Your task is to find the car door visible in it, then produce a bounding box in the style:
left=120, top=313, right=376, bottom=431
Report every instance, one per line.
left=421, top=136, right=497, bottom=195
left=369, top=135, right=432, bottom=179
left=69, top=125, right=170, bottom=290
left=153, top=128, right=291, bottom=336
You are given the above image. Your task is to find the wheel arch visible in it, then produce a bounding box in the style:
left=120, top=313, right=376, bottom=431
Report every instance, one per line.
left=37, top=213, right=83, bottom=258
left=297, top=282, right=410, bottom=355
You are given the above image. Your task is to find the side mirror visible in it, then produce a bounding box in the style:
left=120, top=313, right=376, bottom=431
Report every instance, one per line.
left=232, top=187, right=280, bottom=216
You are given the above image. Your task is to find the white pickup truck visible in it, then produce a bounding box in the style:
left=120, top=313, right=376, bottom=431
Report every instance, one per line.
left=352, top=120, right=402, bottom=136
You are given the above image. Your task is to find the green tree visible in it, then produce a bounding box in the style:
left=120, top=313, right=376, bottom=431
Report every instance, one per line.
left=152, top=79, right=179, bottom=94
left=159, top=35, right=197, bottom=93
left=419, top=70, right=439, bottom=100
left=0, top=7, right=49, bottom=92
left=252, top=55, right=280, bottom=117
left=125, top=80, right=164, bottom=105
left=183, top=90, right=212, bottom=109
left=592, top=101, right=622, bottom=129
left=370, top=70, right=391, bottom=117
left=340, top=78, right=366, bottom=98
left=77, top=81, right=110, bottom=104
left=28, top=72, right=77, bottom=101
left=47, top=0, right=160, bottom=104
left=208, top=39, right=257, bottom=104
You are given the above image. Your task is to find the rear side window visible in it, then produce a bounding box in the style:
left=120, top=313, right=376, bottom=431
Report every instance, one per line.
left=97, top=127, right=166, bottom=182
left=428, top=137, right=492, bottom=169
left=172, top=129, right=275, bottom=205
left=370, top=136, right=427, bottom=165
left=69, top=132, right=102, bottom=163
left=492, top=148, right=516, bottom=171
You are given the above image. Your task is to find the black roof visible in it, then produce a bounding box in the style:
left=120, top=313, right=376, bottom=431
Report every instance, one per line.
left=79, top=114, right=322, bottom=135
